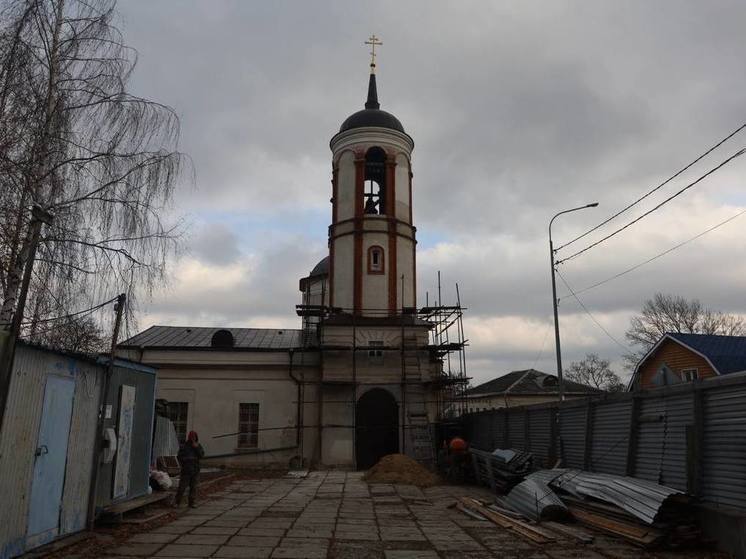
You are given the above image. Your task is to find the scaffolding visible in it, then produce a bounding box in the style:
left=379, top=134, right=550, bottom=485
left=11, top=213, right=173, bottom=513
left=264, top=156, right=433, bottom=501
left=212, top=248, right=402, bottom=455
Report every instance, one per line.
left=295, top=271, right=469, bottom=422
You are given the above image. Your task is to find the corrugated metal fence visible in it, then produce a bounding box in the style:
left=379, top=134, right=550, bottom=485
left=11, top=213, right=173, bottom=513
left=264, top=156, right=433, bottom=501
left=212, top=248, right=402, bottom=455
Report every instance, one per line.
left=463, top=373, right=746, bottom=513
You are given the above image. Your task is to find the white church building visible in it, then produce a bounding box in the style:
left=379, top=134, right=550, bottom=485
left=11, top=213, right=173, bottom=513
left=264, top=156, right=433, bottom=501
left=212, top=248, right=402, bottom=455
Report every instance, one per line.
left=118, top=56, right=467, bottom=469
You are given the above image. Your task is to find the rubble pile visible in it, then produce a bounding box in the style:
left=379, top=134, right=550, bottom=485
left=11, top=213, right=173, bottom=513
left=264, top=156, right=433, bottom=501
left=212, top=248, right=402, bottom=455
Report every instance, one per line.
left=364, top=453, right=441, bottom=487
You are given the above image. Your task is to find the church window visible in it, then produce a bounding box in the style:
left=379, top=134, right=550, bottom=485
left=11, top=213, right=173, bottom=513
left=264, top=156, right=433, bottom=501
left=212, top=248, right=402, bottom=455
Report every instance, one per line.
left=237, top=403, right=259, bottom=449
left=165, top=402, right=189, bottom=443
left=368, top=341, right=384, bottom=364
left=368, top=245, right=384, bottom=274
left=211, top=329, right=234, bottom=348
left=364, top=147, right=386, bottom=215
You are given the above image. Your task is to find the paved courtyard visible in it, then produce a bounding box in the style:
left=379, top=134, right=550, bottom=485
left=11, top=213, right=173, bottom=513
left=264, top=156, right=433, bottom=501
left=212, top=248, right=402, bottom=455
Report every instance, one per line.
left=99, top=472, right=725, bottom=559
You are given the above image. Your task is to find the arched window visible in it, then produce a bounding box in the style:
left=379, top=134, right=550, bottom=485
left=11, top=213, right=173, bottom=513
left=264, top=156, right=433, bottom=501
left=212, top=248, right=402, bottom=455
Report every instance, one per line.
left=364, top=147, right=386, bottom=215
left=211, top=329, right=234, bottom=348
left=368, top=245, right=384, bottom=274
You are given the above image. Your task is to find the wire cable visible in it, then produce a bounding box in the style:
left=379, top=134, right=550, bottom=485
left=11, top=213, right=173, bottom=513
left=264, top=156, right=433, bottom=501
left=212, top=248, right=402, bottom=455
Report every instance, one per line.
left=559, top=207, right=746, bottom=299
left=530, top=325, right=551, bottom=370
left=556, top=148, right=746, bottom=265
left=556, top=123, right=746, bottom=252
left=1, top=295, right=119, bottom=329
left=556, top=269, right=629, bottom=354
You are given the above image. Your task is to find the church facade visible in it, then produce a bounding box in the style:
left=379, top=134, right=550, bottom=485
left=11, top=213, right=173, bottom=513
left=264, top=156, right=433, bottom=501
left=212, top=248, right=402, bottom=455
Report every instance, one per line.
left=118, top=61, right=465, bottom=469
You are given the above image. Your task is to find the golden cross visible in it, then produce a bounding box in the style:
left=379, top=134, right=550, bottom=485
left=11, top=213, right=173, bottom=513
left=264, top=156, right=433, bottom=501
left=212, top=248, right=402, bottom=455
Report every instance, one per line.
left=365, top=34, right=383, bottom=71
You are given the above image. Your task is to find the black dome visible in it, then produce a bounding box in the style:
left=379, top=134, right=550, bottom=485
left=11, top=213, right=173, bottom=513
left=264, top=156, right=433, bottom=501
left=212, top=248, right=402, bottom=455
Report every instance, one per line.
left=338, top=73, right=406, bottom=134
left=339, top=109, right=404, bottom=133
left=309, top=256, right=329, bottom=277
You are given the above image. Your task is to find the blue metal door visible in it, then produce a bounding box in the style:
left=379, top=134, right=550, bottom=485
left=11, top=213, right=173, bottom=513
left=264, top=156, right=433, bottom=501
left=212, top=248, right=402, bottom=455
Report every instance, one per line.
left=26, top=375, right=75, bottom=547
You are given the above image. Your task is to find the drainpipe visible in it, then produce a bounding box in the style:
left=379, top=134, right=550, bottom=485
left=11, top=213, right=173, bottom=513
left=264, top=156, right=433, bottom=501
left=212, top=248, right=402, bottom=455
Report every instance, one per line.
left=287, top=349, right=303, bottom=465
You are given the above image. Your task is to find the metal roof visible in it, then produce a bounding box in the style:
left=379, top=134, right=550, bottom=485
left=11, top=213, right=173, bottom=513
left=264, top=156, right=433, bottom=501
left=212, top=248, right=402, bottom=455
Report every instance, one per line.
left=531, top=469, right=683, bottom=525
left=502, top=478, right=567, bottom=521
left=119, top=325, right=303, bottom=350
left=467, top=369, right=601, bottom=396
left=668, top=332, right=746, bottom=374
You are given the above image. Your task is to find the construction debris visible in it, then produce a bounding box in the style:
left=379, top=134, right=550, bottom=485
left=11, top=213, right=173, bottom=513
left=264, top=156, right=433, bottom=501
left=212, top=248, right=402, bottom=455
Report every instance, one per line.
left=458, top=459, right=703, bottom=549
left=534, top=469, right=684, bottom=525
left=458, top=497, right=555, bottom=544
left=500, top=477, right=568, bottom=521
left=364, top=453, right=441, bottom=487
left=470, top=448, right=533, bottom=493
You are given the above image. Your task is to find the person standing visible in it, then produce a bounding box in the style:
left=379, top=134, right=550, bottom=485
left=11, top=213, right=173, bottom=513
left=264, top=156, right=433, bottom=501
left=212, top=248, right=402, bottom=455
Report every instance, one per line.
left=174, top=430, right=204, bottom=508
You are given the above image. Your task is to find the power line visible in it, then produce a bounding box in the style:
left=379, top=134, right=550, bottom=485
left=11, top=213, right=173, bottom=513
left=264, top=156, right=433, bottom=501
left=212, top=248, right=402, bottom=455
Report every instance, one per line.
left=560, top=207, right=746, bottom=299
left=556, top=148, right=746, bottom=265
left=530, top=325, right=551, bottom=370
left=1, top=295, right=119, bottom=329
left=556, top=269, right=629, bottom=355
left=556, top=123, right=746, bottom=252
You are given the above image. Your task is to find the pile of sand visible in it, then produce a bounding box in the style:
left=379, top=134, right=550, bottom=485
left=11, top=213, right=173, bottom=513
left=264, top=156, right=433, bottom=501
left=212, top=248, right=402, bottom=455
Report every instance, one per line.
left=363, top=454, right=441, bottom=488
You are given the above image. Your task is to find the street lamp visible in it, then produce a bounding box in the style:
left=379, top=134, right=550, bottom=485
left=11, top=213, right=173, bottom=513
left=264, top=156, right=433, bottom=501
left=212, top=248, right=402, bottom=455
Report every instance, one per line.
left=549, top=202, right=598, bottom=402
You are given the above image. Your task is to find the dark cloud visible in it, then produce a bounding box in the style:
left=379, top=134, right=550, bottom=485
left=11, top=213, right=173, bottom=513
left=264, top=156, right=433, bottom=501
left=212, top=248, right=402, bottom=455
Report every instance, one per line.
left=116, top=1, right=746, bottom=384
left=190, top=223, right=242, bottom=266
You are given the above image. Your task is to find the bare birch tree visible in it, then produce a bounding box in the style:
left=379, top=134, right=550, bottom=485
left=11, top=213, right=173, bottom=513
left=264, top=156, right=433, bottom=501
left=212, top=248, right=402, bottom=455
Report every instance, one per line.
left=0, top=0, right=187, bottom=344
left=623, top=293, right=745, bottom=368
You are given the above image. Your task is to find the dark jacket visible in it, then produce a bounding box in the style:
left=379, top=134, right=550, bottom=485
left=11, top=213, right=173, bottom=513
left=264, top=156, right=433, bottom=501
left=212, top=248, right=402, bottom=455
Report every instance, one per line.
left=178, top=441, right=205, bottom=474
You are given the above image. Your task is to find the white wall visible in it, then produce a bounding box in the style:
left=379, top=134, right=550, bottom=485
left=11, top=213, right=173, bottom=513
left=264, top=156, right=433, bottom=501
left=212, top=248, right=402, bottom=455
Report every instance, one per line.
left=336, top=150, right=355, bottom=222
left=332, top=234, right=354, bottom=310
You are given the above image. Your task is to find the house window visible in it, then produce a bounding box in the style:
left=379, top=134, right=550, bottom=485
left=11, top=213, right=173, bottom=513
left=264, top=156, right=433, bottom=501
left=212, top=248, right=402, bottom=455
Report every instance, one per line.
left=681, top=368, right=699, bottom=382
left=238, top=403, right=259, bottom=449
left=368, top=246, right=384, bottom=274
left=165, top=402, right=188, bottom=443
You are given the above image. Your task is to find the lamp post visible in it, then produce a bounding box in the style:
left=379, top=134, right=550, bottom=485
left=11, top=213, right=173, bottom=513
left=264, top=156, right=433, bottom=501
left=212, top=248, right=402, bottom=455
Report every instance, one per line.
left=549, top=203, right=598, bottom=402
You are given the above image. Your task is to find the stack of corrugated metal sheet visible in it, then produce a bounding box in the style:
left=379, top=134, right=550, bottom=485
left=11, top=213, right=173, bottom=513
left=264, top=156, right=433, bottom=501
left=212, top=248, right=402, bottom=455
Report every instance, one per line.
left=521, top=469, right=700, bottom=548
left=500, top=478, right=567, bottom=521
left=543, top=469, right=682, bottom=524
left=470, top=448, right=533, bottom=493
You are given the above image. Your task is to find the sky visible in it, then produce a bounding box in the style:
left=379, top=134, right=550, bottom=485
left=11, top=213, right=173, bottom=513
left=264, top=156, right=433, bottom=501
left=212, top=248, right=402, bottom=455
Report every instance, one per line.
left=115, top=1, right=746, bottom=385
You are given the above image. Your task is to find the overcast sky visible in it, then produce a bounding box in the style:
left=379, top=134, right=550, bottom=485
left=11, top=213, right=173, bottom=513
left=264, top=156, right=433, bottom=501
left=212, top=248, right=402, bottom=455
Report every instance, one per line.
left=116, top=1, right=746, bottom=385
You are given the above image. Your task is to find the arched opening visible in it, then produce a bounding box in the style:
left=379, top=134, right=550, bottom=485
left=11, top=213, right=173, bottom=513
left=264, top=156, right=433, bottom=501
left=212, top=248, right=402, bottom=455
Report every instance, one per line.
left=211, top=329, right=234, bottom=348
left=355, top=388, right=399, bottom=470
left=363, top=147, right=386, bottom=215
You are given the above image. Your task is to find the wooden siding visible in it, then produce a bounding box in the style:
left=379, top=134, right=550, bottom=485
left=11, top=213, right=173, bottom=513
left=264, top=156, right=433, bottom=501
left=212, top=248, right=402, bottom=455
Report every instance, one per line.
left=638, top=338, right=717, bottom=389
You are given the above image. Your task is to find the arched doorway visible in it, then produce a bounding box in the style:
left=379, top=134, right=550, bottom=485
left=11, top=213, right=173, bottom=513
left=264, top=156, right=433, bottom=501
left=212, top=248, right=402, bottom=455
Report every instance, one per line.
left=355, top=388, right=399, bottom=470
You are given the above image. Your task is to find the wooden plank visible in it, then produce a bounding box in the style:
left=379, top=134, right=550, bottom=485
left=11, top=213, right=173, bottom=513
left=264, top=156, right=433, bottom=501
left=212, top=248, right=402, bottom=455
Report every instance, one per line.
left=103, top=491, right=170, bottom=515
left=459, top=498, right=554, bottom=544
left=568, top=506, right=661, bottom=547
left=455, top=502, right=487, bottom=521
left=542, top=521, right=595, bottom=543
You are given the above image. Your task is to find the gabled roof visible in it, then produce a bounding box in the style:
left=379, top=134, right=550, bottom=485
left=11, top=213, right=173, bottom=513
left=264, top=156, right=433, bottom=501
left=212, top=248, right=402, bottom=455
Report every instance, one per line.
left=119, top=325, right=303, bottom=351
left=467, top=369, right=600, bottom=397
left=636, top=332, right=746, bottom=377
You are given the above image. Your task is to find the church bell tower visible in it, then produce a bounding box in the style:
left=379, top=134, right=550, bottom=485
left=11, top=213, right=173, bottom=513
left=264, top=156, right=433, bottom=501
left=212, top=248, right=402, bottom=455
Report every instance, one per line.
left=328, top=41, right=416, bottom=316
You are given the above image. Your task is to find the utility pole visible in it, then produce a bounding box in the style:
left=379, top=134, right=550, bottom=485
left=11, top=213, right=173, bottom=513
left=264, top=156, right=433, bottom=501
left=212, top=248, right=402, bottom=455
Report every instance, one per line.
left=0, top=205, right=53, bottom=434
left=548, top=203, right=598, bottom=403
left=87, top=293, right=126, bottom=530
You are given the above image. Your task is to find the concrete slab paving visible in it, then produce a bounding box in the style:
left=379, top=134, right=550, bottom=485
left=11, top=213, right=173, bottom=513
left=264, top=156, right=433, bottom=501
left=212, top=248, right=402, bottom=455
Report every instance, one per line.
left=108, top=543, right=163, bottom=557
left=154, top=543, right=219, bottom=557
left=82, top=472, right=729, bottom=559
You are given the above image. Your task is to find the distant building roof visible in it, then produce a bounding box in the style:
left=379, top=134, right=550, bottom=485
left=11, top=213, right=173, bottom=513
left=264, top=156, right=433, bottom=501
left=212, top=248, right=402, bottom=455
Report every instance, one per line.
left=640, top=332, right=746, bottom=376
left=467, top=369, right=600, bottom=397
left=119, top=325, right=303, bottom=351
